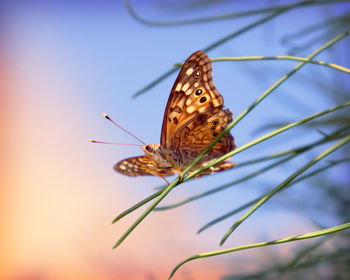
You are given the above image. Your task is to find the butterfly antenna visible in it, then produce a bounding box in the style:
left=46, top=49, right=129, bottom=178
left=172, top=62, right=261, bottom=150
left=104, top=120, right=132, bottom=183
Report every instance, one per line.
left=89, top=139, right=142, bottom=146
left=102, top=113, right=146, bottom=145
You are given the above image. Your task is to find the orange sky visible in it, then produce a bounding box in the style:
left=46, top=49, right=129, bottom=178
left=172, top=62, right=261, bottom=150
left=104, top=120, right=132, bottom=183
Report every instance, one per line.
left=0, top=51, right=246, bottom=280
left=0, top=1, right=329, bottom=278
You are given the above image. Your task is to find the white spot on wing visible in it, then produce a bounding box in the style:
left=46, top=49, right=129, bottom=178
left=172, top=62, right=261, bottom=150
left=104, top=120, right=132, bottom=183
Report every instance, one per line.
left=186, top=68, right=194, bottom=75
left=212, top=99, right=220, bottom=107
left=175, top=83, right=182, bottom=92
left=177, top=96, right=186, bottom=107
left=182, top=83, right=189, bottom=91
left=185, top=88, right=193, bottom=96
left=199, top=106, right=206, bottom=113
left=187, top=106, right=195, bottom=114
left=186, top=97, right=194, bottom=106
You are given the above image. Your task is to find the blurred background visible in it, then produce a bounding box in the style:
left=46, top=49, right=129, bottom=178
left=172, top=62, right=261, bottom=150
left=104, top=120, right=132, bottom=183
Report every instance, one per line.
left=1, top=0, right=349, bottom=279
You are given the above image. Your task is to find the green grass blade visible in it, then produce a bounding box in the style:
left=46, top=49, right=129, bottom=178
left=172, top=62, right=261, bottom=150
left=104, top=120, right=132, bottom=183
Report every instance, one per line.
left=111, top=189, right=163, bottom=224
left=175, top=56, right=350, bottom=74
left=220, top=134, right=350, bottom=246
left=155, top=126, right=349, bottom=210
left=155, top=155, right=294, bottom=211
left=132, top=68, right=179, bottom=98
left=197, top=157, right=350, bottom=233
left=125, top=2, right=278, bottom=26
left=126, top=0, right=348, bottom=27
left=169, top=222, right=350, bottom=279
left=132, top=4, right=292, bottom=98
left=211, top=56, right=350, bottom=74
left=112, top=178, right=180, bottom=249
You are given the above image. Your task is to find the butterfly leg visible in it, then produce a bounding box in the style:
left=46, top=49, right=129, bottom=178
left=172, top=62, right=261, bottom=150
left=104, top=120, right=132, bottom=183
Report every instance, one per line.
left=144, top=168, right=171, bottom=185
left=159, top=175, right=170, bottom=185
left=164, top=153, right=184, bottom=182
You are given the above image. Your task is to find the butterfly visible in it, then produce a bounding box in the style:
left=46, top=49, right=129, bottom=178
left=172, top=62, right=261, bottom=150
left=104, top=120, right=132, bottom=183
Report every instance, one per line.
left=114, top=50, right=236, bottom=180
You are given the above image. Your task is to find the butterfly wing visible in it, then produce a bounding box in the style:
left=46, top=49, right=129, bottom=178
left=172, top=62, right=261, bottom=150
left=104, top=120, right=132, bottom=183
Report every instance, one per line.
left=180, top=107, right=236, bottom=158
left=160, top=50, right=235, bottom=157
left=114, top=156, right=176, bottom=177
left=194, top=161, right=236, bottom=178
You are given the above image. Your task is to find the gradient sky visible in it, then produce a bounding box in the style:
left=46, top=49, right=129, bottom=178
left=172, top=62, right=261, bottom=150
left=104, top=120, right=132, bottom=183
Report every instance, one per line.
left=2, top=1, right=349, bottom=279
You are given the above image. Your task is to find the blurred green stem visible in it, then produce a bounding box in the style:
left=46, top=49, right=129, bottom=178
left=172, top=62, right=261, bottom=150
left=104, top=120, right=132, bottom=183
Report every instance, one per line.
left=155, top=126, right=349, bottom=210
left=169, top=222, right=350, bottom=279
left=197, top=157, right=350, bottom=233
left=155, top=155, right=294, bottom=211
left=174, top=56, right=350, bottom=74
left=131, top=1, right=298, bottom=97
left=126, top=0, right=348, bottom=27
left=220, top=134, right=350, bottom=246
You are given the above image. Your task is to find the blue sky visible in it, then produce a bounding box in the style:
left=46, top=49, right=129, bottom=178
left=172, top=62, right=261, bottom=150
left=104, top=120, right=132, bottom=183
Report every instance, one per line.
left=3, top=0, right=350, bottom=279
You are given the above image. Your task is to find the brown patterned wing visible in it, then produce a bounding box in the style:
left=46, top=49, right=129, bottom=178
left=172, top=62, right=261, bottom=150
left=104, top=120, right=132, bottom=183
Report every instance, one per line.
left=180, top=107, right=236, bottom=159
left=160, top=50, right=235, bottom=157
left=194, top=161, right=236, bottom=178
left=114, top=156, right=176, bottom=177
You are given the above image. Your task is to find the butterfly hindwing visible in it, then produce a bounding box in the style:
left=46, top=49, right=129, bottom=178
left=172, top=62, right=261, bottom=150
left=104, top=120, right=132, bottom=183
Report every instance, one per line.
left=181, top=107, right=235, bottom=156
left=114, top=156, right=176, bottom=177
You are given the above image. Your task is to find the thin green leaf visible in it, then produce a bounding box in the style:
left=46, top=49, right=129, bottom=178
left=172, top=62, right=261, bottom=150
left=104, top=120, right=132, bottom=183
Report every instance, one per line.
left=197, top=157, right=350, bottom=233
left=126, top=0, right=348, bottom=27
left=111, top=189, right=163, bottom=224
left=155, top=155, right=294, bottom=211
left=174, top=56, right=350, bottom=74
left=220, top=134, right=350, bottom=246
left=132, top=5, right=291, bottom=97
left=155, top=126, right=349, bottom=210
left=169, top=222, right=350, bottom=279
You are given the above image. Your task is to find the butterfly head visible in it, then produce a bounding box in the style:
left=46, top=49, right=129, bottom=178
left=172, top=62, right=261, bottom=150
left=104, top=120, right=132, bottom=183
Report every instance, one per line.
left=141, top=144, right=160, bottom=157
left=141, top=144, right=170, bottom=166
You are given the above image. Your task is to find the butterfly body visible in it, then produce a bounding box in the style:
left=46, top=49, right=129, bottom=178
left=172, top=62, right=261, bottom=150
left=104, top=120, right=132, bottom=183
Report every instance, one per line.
left=114, top=50, right=236, bottom=178
left=141, top=144, right=228, bottom=170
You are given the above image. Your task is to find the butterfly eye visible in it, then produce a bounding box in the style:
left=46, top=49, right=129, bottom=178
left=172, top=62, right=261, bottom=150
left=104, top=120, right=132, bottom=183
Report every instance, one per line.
left=146, top=146, right=153, bottom=152
left=195, top=89, right=203, bottom=96
left=213, top=120, right=219, bottom=125
left=213, top=133, right=218, bottom=137
left=193, top=70, right=201, bottom=78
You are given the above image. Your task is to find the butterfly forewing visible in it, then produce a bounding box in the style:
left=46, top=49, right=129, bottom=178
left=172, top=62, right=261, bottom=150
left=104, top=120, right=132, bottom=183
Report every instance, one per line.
left=160, top=50, right=235, bottom=156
